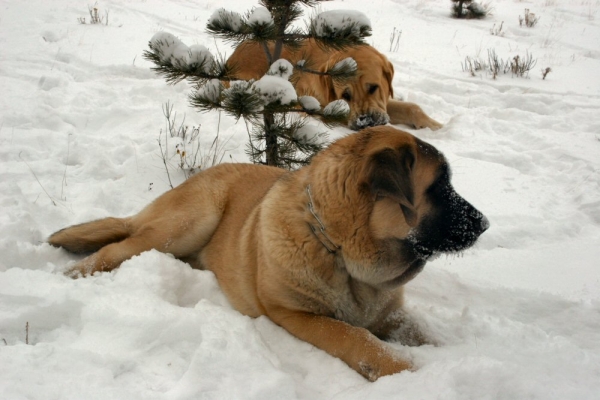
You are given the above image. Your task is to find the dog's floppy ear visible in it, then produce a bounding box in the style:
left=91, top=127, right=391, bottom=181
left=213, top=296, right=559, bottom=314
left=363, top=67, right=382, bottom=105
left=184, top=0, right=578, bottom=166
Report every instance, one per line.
left=323, top=74, right=337, bottom=103
left=384, top=60, right=394, bottom=99
left=365, top=146, right=418, bottom=227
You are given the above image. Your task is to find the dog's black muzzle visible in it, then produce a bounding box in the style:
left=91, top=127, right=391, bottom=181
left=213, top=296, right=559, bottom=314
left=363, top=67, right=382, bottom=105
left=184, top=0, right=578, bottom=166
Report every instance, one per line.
left=409, top=187, right=489, bottom=259
left=349, top=112, right=390, bottom=130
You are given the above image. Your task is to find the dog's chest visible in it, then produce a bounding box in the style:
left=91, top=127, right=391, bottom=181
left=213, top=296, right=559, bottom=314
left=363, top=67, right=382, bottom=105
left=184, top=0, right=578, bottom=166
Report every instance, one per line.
left=328, top=273, right=393, bottom=328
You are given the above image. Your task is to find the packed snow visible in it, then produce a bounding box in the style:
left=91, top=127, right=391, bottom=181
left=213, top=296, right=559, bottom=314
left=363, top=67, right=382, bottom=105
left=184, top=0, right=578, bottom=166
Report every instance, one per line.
left=1, top=0, right=600, bottom=399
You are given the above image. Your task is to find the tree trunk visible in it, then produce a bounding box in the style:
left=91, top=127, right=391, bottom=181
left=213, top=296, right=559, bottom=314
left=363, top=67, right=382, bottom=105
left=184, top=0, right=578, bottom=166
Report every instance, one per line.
left=264, top=113, right=279, bottom=166
left=263, top=4, right=291, bottom=167
left=457, top=0, right=465, bottom=18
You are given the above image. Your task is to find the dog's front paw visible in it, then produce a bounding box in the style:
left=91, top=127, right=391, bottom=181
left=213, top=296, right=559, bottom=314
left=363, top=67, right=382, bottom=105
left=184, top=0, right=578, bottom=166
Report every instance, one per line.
left=414, top=116, right=443, bottom=131
left=359, top=356, right=413, bottom=381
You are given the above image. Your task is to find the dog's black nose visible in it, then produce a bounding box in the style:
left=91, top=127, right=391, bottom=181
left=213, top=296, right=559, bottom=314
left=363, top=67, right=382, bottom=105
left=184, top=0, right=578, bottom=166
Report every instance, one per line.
left=480, top=215, right=490, bottom=232
left=356, top=115, right=375, bottom=128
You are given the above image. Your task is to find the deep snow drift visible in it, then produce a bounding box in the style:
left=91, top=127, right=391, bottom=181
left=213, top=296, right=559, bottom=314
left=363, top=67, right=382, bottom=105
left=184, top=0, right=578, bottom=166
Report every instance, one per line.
left=1, top=0, right=599, bottom=399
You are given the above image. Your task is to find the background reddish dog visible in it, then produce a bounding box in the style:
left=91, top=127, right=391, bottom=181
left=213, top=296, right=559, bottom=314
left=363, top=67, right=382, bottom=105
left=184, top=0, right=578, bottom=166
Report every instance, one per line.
left=227, top=39, right=443, bottom=131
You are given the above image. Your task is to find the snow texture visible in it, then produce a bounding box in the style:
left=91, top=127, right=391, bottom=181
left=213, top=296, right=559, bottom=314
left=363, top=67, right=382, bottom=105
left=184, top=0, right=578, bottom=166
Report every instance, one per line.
left=298, top=96, right=321, bottom=112
left=313, top=10, right=371, bottom=37
left=252, top=75, right=297, bottom=105
left=267, top=59, right=294, bottom=80
left=248, top=6, right=273, bottom=26
left=1, top=0, right=600, bottom=399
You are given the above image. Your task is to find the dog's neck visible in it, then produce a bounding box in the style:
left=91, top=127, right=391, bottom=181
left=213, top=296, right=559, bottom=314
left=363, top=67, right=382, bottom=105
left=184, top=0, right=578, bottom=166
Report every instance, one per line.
left=306, top=185, right=340, bottom=254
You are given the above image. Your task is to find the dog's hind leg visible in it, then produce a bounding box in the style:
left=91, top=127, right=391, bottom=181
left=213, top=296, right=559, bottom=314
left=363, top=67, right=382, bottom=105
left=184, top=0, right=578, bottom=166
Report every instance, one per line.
left=61, top=209, right=222, bottom=278
left=51, top=174, right=227, bottom=277
left=48, top=217, right=131, bottom=254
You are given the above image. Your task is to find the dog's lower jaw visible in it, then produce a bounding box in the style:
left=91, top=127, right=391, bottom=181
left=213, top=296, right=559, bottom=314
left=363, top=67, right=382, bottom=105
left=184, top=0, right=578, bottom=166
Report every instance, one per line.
left=383, top=258, right=426, bottom=288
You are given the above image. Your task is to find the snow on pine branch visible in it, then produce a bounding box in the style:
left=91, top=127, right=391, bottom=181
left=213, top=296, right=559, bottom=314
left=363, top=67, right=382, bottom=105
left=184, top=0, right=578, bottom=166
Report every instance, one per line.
left=267, top=59, right=294, bottom=80
left=196, top=79, right=223, bottom=104
left=294, top=124, right=327, bottom=146
left=298, top=96, right=321, bottom=112
left=149, top=32, right=214, bottom=72
left=294, top=56, right=357, bottom=85
left=144, top=32, right=224, bottom=85
left=209, top=8, right=244, bottom=33
left=323, top=100, right=350, bottom=117
left=247, top=6, right=273, bottom=26
left=252, top=75, right=297, bottom=106
left=310, top=10, right=372, bottom=44
left=328, top=57, right=358, bottom=83
left=208, top=7, right=276, bottom=43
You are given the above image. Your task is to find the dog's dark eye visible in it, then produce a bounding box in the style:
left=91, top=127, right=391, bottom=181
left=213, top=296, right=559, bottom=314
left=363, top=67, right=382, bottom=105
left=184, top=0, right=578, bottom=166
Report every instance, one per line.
left=368, top=84, right=379, bottom=94
left=342, top=89, right=352, bottom=101
left=428, top=164, right=452, bottom=195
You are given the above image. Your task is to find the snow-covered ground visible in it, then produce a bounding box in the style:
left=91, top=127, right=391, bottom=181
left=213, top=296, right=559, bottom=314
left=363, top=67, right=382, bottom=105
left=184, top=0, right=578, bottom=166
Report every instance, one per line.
left=1, top=0, right=600, bottom=398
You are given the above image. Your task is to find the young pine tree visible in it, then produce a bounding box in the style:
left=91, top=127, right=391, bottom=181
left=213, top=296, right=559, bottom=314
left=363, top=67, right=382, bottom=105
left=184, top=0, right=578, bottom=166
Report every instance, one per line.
left=143, top=0, right=372, bottom=169
left=451, top=0, right=488, bottom=19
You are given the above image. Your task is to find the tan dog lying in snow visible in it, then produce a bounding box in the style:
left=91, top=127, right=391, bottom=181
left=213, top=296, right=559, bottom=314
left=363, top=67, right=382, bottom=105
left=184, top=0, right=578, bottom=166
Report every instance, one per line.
left=49, top=126, right=488, bottom=381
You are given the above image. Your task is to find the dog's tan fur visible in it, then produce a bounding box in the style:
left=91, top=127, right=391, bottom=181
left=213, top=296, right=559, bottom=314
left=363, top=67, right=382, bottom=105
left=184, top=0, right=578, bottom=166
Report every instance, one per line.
left=49, top=127, right=487, bottom=381
left=226, top=39, right=442, bottom=131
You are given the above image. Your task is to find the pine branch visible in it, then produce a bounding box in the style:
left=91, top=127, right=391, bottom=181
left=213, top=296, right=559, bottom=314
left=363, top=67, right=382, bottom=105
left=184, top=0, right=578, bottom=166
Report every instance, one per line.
left=293, top=56, right=358, bottom=85
left=143, top=41, right=238, bottom=86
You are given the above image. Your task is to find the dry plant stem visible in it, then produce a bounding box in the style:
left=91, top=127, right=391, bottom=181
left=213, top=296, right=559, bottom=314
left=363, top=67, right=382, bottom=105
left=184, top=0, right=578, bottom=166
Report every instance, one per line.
left=61, top=134, right=71, bottom=201
left=490, top=21, right=504, bottom=36
left=541, top=67, right=552, bottom=80
left=19, top=152, right=57, bottom=206
left=389, top=27, right=401, bottom=52
left=158, top=131, right=174, bottom=189
left=520, top=8, right=539, bottom=28
left=25, top=322, right=29, bottom=345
